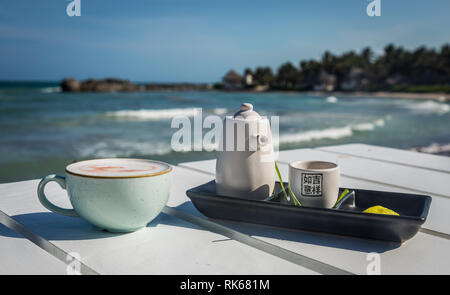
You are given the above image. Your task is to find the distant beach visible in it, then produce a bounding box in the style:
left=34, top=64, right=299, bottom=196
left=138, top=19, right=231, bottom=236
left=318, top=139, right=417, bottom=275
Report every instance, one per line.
left=58, top=78, right=450, bottom=102
left=305, top=91, right=450, bottom=102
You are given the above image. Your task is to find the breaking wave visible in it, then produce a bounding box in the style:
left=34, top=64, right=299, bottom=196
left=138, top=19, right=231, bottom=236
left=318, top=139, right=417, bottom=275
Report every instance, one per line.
left=279, top=119, right=385, bottom=144
left=212, top=108, right=228, bottom=115
left=78, top=140, right=173, bottom=158
left=326, top=96, right=338, bottom=103
left=104, top=108, right=228, bottom=121
left=401, top=101, right=449, bottom=115
left=77, top=139, right=221, bottom=157
left=40, top=86, right=61, bottom=93
left=105, top=108, right=200, bottom=120
left=351, top=119, right=385, bottom=131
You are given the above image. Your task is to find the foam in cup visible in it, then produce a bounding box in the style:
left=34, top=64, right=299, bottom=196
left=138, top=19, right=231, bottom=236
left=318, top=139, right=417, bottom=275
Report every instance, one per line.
left=66, top=158, right=171, bottom=178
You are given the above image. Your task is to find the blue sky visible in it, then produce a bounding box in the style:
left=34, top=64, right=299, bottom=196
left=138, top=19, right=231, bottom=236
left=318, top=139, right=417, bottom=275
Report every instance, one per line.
left=0, top=0, right=449, bottom=82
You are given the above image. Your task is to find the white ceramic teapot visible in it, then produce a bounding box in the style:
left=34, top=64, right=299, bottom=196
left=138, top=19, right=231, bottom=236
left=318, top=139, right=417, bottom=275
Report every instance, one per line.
left=215, top=103, right=275, bottom=200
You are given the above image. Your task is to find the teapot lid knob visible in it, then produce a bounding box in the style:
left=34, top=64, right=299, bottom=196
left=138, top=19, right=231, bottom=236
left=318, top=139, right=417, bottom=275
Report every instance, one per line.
left=234, top=102, right=261, bottom=119
left=240, top=103, right=253, bottom=111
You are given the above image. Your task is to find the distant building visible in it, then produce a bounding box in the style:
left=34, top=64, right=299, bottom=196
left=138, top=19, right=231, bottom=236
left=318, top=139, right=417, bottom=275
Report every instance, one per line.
left=244, top=73, right=253, bottom=86
left=222, top=70, right=243, bottom=89
left=386, top=73, right=406, bottom=86
left=341, top=67, right=369, bottom=91
left=313, top=71, right=337, bottom=92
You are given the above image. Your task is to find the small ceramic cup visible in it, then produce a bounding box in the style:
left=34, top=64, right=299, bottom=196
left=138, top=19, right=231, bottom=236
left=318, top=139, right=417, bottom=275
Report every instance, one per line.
left=288, top=161, right=339, bottom=208
left=37, top=158, right=172, bottom=232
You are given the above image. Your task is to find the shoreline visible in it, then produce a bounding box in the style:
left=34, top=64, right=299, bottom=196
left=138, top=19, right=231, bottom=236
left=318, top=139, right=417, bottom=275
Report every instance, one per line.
left=55, top=78, right=450, bottom=101
left=303, top=91, right=450, bottom=101
left=216, top=89, right=450, bottom=101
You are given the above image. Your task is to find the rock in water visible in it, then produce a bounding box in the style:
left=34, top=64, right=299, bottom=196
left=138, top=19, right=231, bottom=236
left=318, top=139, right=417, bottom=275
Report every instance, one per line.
left=61, top=78, right=81, bottom=92
left=60, top=78, right=211, bottom=92
left=60, top=78, right=140, bottom=92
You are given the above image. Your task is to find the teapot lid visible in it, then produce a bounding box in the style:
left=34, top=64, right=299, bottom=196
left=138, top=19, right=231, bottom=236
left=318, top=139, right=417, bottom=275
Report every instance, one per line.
left=233, top=103, right=261, bottom=119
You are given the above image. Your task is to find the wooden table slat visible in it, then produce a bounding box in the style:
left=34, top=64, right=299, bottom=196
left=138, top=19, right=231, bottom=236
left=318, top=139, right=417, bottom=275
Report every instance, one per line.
left=277, top=148, right=450, bottom=198
left=318, top=144, right=450, bottom=173
left=178, top=152, right=450, bottom=274
left=0, top=222, right=68, bottom=274
left=179, top=152, right=450, bottom=235
left=1, top=145, right=449, bottom=274
left=0, top=171, right=314, bottom=275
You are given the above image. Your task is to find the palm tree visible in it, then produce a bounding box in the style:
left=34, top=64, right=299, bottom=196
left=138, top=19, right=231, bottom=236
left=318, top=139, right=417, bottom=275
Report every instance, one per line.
left=253, top=66, right=275, bottom=86
left=236, top=43, right=450, bottom=92
left=276, top=62, right=299, bottom=89
left=299, top=60, right=322, bottom=89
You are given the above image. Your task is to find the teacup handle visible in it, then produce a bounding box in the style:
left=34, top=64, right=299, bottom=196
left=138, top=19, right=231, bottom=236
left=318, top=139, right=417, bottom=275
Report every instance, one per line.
left=37, top=174, right=79, bottom=217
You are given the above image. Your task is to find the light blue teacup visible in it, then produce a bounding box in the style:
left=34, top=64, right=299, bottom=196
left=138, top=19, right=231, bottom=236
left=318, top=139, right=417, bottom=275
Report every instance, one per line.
left=37, top=158, right=172, bottom=232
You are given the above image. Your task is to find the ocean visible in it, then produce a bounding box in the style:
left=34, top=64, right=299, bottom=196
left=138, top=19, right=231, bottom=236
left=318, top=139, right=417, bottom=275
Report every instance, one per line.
left=0, top=82, right=449, bottom=183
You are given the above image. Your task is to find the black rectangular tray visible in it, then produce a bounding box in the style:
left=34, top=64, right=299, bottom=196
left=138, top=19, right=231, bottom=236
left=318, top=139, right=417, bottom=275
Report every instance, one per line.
left=186, top=181, right=432, bottom=243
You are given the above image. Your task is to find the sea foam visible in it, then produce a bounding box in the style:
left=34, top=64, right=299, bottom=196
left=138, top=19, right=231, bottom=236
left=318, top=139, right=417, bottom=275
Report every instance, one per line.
left=326, top=96, right=338, bottom=103
left=105, top=107, right=228, bottom=121
left=78, top=140, right=173, bottom=158
left=401, top=101, right=449, bottom=115
left=105, top=108, right=200, bottom=120
left=278, top=119, right=385, bottom=144
left=40, top=87, right=61, bottom=93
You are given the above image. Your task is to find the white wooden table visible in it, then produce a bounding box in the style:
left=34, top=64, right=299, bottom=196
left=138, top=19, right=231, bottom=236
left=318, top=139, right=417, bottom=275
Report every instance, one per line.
left=0, top=144, right=449, bottom=275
